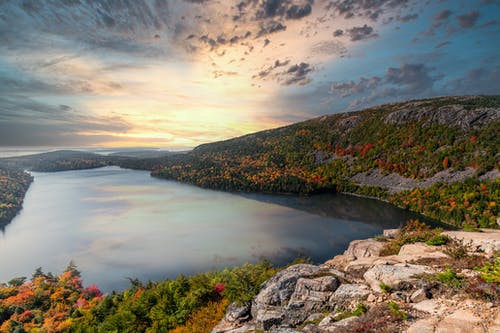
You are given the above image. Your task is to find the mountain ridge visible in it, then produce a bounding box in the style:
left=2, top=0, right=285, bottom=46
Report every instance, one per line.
left=151, top=95, right=499, bottom=228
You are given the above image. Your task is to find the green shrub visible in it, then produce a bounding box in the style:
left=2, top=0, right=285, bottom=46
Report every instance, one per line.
left=475, top=258, right=500, bottom=283
left=425, top=234, right=450, bottom=246
left=380, top=220, right=443, bottom=256
left=436, top=268, right=464, bottom=288
left=388, top=301, right=408, bottom=320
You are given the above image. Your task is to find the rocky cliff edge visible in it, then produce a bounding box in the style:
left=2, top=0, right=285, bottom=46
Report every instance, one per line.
left=212, top=229, right=500, bottom=333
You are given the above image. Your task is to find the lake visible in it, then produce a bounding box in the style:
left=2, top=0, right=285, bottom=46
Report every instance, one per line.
left=0, top=166, right=425, bottom=291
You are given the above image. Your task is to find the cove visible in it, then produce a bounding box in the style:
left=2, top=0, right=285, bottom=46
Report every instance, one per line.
left=1, top=166, right=425, bottom=291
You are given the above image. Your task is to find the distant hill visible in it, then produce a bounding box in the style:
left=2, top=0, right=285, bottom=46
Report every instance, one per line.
left=152, top=95, right=500, bottom=228
left=0, top=150, right=111, bottom=172
left=107, top=149, right=175, bottom=159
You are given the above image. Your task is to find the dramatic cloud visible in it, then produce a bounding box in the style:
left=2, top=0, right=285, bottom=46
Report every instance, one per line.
left=0, top=0, right=499, bottom=147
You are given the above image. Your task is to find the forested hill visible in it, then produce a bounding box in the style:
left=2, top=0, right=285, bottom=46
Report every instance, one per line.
left=0, top=167, right=33, bottom=229
left=153, top=95, right=500, bottom=228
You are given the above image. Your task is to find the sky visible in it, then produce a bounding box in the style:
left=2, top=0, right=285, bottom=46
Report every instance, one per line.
left=0, top=0, right=499, bottom=148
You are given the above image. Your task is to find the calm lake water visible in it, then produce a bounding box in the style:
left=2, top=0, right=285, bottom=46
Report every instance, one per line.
left=0, top=167, right=425, bottom=291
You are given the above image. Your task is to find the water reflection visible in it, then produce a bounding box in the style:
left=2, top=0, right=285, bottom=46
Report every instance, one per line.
left=0, top=167, right=435, bottom=291
left=240, top=193, right=445, bottom=229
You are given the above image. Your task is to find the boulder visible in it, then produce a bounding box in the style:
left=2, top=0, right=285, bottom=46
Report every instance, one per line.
left=435, top=309, right=484, bottom=333
left=344, top=256, right=401, bottom=272
left=251, top=264, right=325, bottom=330
left=363, top=263, right=434, bottom=292
left=410, top=299, right=446, bottom=315
left=344, top=239, right=385, bottom=259
left=253, top=264, right=321, bottom=311
left=410, top=288, right=430, bottom=303
left=211, top=302, right=252, bottom=333
left=383, top=229, right=399, bottom=238
left=286, top=276, right=339, bottom=324
left=398, top=243, right=448, bottom=261
left=319, top=315, right=358, bottom=331
left=329, top=284, right=371, bottom=308
left=406, top=318, right=438, bottom=333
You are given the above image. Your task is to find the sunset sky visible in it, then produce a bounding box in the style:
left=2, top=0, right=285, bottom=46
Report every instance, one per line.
left=1, top=0, right=499, bottom=148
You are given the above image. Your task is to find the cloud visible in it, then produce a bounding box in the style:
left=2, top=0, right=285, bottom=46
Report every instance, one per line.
left=326, top=0, right=412, bottom=21
left=0, top=95, right=131, bottom=146
left=333, top=29, right=344, bottom=37
left=457, top=10, right=480, bottom=28
left=282, top=62, right=313, bottom=85
left=286, top=3, right=313, bottom=19
left=255, top=0, right=314, bottom=20
left=254, top=60, right=313, bottom=86
left=395, top=13, right=418, bottom=22
left=434, top=9, right=453, bottom=22
left=310, top=40, right=347, bottom=56
left=448, top=66, right=500, bottom=95
left=330, top=63, right=442, bottom=109
left=344, top=25, right=378, bottom=41
left=330, top=77, right=382, bottom=97
left=435, top=41, right=450, bottom=49
left=385, top=63, right=438, bottom=91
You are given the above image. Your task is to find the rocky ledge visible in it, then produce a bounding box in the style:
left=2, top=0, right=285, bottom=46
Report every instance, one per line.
left=212, top=230, right=500, bottom=333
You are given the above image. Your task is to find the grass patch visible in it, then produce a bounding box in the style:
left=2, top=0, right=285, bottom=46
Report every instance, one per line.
left=379, top=282, right=393, bottom=293
left=342, top=302, right=411, bottom=333
left=334, top=303, right=369, bottom=322
left=388, top=301, right=408, bottom=320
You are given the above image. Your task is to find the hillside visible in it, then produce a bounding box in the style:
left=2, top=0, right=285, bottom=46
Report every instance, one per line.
left=0, top=167, right=33, bottom=229
left=152, top=95, right=500, bottom=228
left=0, top=151, right=110, bottom=172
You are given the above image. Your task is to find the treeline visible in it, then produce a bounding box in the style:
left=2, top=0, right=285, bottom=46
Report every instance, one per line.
left=0, top=151, right=110, bottom=172
left=389, top=178, right=499, bottom=229
left=0, top=261, right=278, bottom=332
left=151, top=96, right=500, bottom=228
left=0, top=167, right=33, bottom=228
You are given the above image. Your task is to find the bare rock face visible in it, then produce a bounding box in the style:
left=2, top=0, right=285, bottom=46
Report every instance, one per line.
left=286, top=276, right=340, bottom=325
left=329, top=284, right=371, bottom=309
left=363, top=263, right=434, bottom=292
left=251, top=264, right=340, bottom=331
left=442, top=229, right=500, bottom=254
left=324, top=238, right=384, bottom=270
left=397, top=243, right=449, bottom=261
left=253, top=264, right=321, bottom=311
left=212, top=302, right=252, bottom=333
left=384, top=100, right=500, bottom=130
left=434, top=309, right=484, bottom=333
left=213, top=229, right=500, bottom=333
